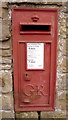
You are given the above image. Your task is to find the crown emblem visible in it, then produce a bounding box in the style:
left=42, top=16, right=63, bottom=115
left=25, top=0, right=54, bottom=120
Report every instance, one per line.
left=31, top=14, right=39, bottom=22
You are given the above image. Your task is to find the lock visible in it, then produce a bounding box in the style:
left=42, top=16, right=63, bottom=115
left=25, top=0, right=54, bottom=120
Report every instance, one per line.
left=24, top=73, right=28, bottom=77
left=24, top=73, right=31, bottom=81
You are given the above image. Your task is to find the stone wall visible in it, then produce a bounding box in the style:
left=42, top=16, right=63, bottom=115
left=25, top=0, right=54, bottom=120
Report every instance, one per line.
left=0, top=0, right=68, bottom=119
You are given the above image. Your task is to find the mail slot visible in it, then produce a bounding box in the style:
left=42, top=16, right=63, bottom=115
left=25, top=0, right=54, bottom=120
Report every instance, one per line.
left=12, top=8, right=58, bottom=111
left=20, top=24, right=51, bottom=34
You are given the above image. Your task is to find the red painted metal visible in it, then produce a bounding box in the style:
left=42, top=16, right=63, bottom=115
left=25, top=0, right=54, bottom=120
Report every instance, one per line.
left=12, top=8, right=58, bottom=111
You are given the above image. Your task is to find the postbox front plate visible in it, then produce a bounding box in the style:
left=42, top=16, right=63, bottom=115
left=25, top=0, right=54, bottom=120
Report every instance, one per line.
left=12, top=8, right=58, bottom=111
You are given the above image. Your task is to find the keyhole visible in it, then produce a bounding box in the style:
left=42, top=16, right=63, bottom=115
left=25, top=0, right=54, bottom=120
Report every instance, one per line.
left=25, top=73, right=28, bottom=77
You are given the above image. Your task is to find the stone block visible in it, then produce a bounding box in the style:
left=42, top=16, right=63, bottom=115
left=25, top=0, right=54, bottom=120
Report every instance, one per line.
left=16, top=112, right=38, bottom=118
left=56, top=90, right=66, bottom=100
left=0, top=75, right=2, bottom=92
left=61, top=57, right=66, bottom=73
left=56, top=74, right=66, bottom=91
left=0, top=4, right=2, bottom=18
left=0, top=19, right=2, bottom=40
left=66, top=100, right=68, bottom=112
left=66, top=91, right=68, bottom=100
left=66, top=74, right=68, bottom=89
left=0, top=39, right=11, bottom=49
left=0, top=65, right=11, bottom=70
left=0, top=3, right=10, bottom=41
left=66, top=110, right=68, bottom=119
left=62, top=40, right=67, bottom=57
left=2, top=8, right=8, bottom=19
left=2, top=110, right=14, bottom=118
left=0, top=59, right=12, bottom=64
left=60, top=26, right=66, bottom=35
left=2, top=0, right=47, bottom=3
left=3, top=0, right=67, bottom=3
left=67, top=20, right=68, bottom=27
left=66, top=60, right=68, bottom=73
left=0, top=50, right=2, bottom=57
left=0, top=46, right=10, bottom=50
left=0, top=50, right=11, bottom=57
left=41, top=111, right=54, bottom=118
left=2, top=93, right=14, bottom=110
left=56, top=90, right=66, bottom=111
left=2, top=2, right=8, bottom=9
left=0, top=71, right=12, bottom=93
left=0, top=72, right=2, bottom=89
left=53, top=111, right=66, bottom=118
left=0, top=94, right=2, bottom=110
left=41, top=111, right=66, bottom=118
left=56, top=99, right=66, bottom=110
left=0, top=110, right=2, bottom=119
left=2, top=19, right=10, bottom=41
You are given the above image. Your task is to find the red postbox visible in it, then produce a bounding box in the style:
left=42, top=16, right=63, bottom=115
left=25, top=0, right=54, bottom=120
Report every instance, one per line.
left=12, top=8, right=58, bottom=111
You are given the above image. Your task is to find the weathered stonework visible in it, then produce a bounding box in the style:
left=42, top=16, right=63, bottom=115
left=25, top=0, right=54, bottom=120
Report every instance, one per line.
left=0, top=65, right=11, bottom=70
left=0, top=94, right=2, bottom=110
left=41, top=111, right=66, bottom=118
left=1, top=11, right=10, bottom=41
left=56, top=75, right=66, bottom=91
left=0, top=71, right=12, bottom=93
left=1, top=51, right=11, bottom=57
left=0, top=111, right=2, bottom=120
left=2, top=110, right=15, bottom=118
left=16, top=112, right=38, bottom=118
left=2, top=93, right=13, bottom=110
left=0, top=0, right=67, bottom=3
left=0, top=0, right=67, bottom=119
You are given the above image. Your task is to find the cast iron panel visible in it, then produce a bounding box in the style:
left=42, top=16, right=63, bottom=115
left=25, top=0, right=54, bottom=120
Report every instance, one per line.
left=12, top=8, right=58, bottom=111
